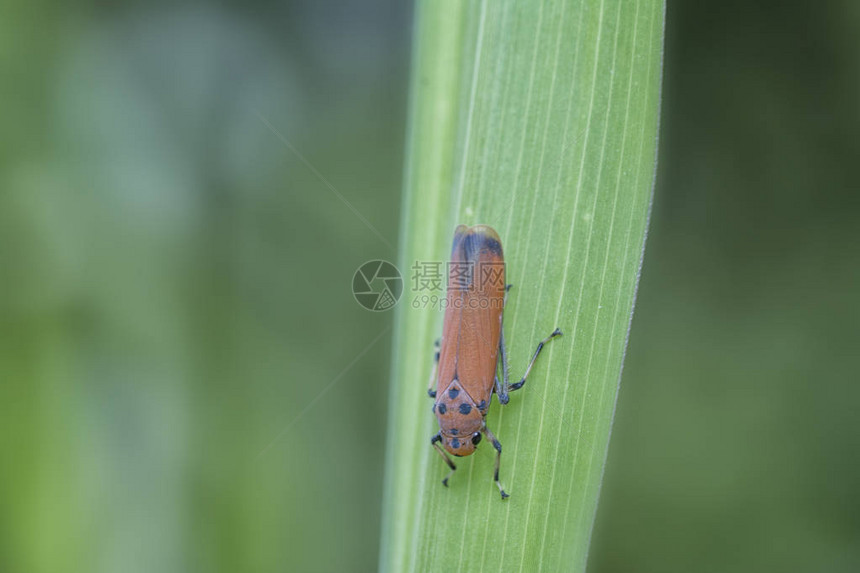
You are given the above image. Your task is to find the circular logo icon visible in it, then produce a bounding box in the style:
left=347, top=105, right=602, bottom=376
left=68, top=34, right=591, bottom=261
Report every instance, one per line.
left=352, top=260, right=403, bottom=311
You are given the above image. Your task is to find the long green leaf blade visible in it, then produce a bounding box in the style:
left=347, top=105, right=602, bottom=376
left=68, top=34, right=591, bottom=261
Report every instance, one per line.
left=381, top=0, right=664, bottom=571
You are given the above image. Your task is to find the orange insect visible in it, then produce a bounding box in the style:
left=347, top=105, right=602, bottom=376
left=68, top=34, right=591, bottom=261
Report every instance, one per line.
left=428, top=224, right=562, bottom=499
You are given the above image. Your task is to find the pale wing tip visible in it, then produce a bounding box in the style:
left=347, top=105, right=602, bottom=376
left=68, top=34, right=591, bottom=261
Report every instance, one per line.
left=468, top=224, right=501, bottom=243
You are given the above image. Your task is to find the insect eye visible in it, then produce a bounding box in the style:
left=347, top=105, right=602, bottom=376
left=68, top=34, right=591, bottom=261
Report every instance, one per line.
left=471, top=432, right=482, bottom=446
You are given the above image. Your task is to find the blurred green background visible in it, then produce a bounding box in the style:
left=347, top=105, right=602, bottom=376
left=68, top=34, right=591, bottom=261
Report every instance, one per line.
left=590, top=3, right=860, bottom=572
left=1, top=2, right=857, bottom=573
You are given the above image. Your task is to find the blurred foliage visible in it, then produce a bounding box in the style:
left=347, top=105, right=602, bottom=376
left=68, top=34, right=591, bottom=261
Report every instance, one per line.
left=1, top=1, right=408, bottom=572
left=1, top=0, right=859, bottom=572
left=590, top=2, right=860, bottom=572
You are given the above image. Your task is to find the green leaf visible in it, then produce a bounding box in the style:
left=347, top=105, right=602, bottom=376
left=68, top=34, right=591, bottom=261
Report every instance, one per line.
left=380, top=0, right=664, bottom=571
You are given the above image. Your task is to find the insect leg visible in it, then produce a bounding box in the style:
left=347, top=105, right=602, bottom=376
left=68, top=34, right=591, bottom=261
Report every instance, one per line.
left=482, top=425, right=509, bottom=499
left=427, top=338, right=441, bottom=398
left=431, top=433, right=456, bottom=486
left=495, top=325, right=511, bottom=405
left=509, top=328, right=563, bottom=392
left=495, top=285, right=513, bottom=405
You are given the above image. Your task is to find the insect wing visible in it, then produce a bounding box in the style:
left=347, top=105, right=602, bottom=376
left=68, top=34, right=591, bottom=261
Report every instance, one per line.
left=436, top=226, right=505, bottom=399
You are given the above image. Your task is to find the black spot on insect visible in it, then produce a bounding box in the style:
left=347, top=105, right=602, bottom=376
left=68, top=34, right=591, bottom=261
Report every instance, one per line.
left=461, top=235, right=481, bottom=280
left=448, top=387, right=460, bottom=399
left=483, top=237, right=502, bottom=256
left=451, top=438, right=461, bottom=449
left=449, top=428, right=458, bottom=435
left=478, top=399, right=487, bottom=410
left=459, top=403, right=472, bottom=415
left=471, top=432, right=482, bottom=445
left=438, top=403, right=447, bottom=415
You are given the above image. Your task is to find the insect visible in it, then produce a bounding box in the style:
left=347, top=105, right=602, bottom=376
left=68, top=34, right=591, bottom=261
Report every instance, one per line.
left=428, top=224, right=562, bottom=499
